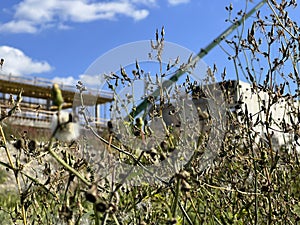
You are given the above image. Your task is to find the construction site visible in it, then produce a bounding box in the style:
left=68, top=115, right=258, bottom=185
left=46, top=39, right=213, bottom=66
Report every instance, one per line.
left=0, top=73, right=113, bottom=138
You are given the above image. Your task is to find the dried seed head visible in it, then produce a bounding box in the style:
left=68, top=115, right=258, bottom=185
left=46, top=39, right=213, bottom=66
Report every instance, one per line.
left=177, top=170, right=190, bottom=180
left=181, top=179, right=192, bottom=192
left=85, top=184, right=98, bottom=203
left=0, top=58, right=4, bottom=68
left=14, top=139, right=25, bottom=150
left=135, top=117, right=144, bottom=128
left=95, top=201, right=108, bottom=212
left=28, top=140, right=37, bottom=152
left=108, top=203, right=117, bottom=213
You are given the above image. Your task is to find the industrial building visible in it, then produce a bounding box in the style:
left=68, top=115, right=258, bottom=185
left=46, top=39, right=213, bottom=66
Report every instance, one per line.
left=0, top=73, right=113, bottom=132
left=219, top=80, right=298, bottom=151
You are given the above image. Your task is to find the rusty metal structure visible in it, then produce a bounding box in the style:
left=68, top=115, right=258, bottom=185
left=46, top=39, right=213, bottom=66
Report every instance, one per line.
left=0, top=73, right=113, bottom=129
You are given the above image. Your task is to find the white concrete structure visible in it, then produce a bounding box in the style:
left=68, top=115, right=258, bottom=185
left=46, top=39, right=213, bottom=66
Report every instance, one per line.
left=226, top=80, right=298, bottom=151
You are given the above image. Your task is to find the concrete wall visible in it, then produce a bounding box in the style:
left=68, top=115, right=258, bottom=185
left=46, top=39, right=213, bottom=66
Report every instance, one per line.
left=234, top=80, right=297, bottom=151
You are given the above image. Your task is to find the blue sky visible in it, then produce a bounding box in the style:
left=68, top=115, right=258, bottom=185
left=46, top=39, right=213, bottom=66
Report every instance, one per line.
left=0, top=0, right=299, bottom=87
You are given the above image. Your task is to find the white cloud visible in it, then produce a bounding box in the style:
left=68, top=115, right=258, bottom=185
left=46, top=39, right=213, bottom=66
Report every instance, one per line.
left=79, top=74, right=103, bottom=86
left=0, top=46, right=53, bottom=75
left=61, top=1, right=149, bottom=22
left=168, top=0, right=190, bottom=6
left=0, top=20, right=37, bottom=33
left=57, top=23, right=72, bottom=30
left=14, top=0, right=57, bottom=22
left=52, top=74, right=102, bottom=87
left=131, top=0, right=157, bottom=6
left=0, top=0, right=154, bottom=34
left=52, top=76, right=77, bottom=86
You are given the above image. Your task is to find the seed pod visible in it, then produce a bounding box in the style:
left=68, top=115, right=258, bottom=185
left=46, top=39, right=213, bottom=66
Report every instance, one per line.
left=85, top=184, right=98, bottom=203
left=51, top=83, right=64, bottom=110
left=181, top=180, right=191, bottom=192
left=135, top=117, right=144, bottom=128
left=0, top=58, right=4, bottom=68
left=177, top=170, right=190, bottom=180
left=14, top=139, right=25, bottom=150
left=95, top=201, right=108, bottom=212
left=28, top=140, right=36, bottom=152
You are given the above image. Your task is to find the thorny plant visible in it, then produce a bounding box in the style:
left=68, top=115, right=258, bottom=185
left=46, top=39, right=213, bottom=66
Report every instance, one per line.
left=0, top=0, right=300, bottom=224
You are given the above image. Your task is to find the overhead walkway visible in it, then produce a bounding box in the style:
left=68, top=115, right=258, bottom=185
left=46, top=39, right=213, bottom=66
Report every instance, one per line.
left=0, top=73, right=113, bottom=128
